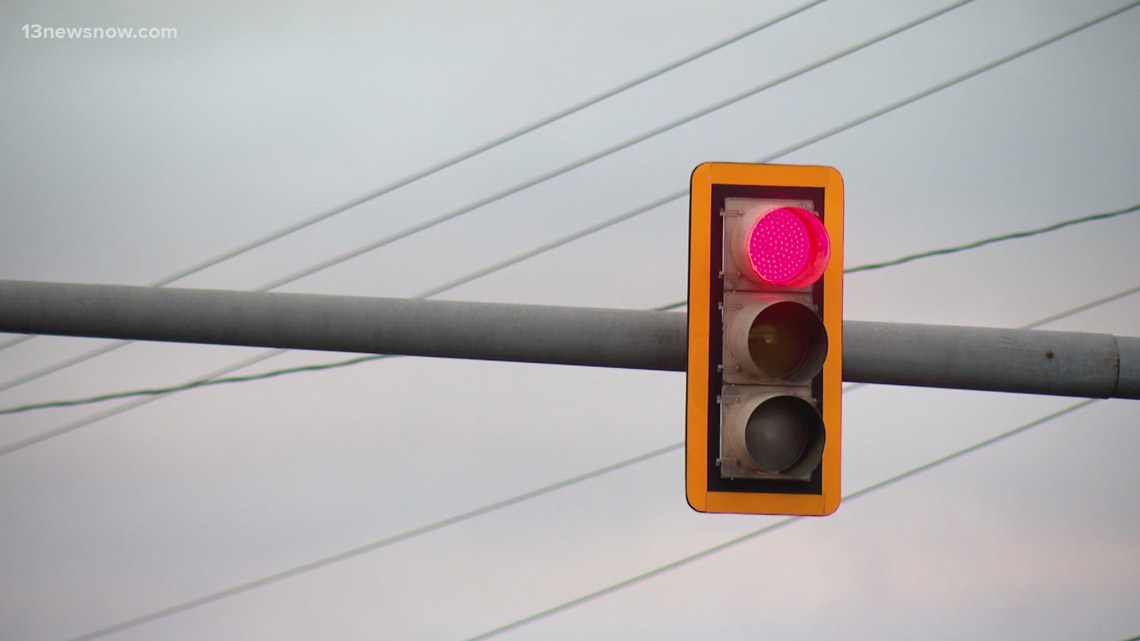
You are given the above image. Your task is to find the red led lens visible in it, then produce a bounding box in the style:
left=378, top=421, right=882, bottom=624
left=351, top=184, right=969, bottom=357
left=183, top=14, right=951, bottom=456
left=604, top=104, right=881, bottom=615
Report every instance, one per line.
left=745, top=207, right=830, bottom=287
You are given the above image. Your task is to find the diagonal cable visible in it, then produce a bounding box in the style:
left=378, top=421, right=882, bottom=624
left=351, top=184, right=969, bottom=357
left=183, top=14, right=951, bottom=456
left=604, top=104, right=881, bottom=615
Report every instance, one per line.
left=0, top=0, right=830, bottom=357
left=1, top=2, right=1129, bottom=450
left=653, top=201, right=1140, bottom=313
left=1022, top=284, right=1140, bottom=330
left=60, top=442, right=684, bottom=641
left=451, top=0, right=1140, bottom=314
left=39, top=285, right=1132, bottom=639
left=15, top=6, right=1140, bottom=639
left=463, top=399, right=1097, bottom=641
left=0, top=0, right=972, bottom=396
left=254, top=0, right=974, bottom=293
left=3, top=232, right=1136, bottom=420
left=846, top=203, right=1140, bottom=274
left=62, top=397, right=1097, bottom=641
left=0, top=355, right=392, bottom=417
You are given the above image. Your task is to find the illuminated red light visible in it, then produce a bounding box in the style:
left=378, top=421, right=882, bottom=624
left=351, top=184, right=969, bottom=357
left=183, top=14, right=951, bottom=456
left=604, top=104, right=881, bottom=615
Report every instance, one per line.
left=745, top=207, right=830, bottom=287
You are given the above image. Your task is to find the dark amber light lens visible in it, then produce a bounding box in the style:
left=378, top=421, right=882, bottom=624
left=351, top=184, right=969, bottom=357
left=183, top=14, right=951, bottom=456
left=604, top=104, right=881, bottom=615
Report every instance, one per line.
left=746, top=302, right=828, bottom=382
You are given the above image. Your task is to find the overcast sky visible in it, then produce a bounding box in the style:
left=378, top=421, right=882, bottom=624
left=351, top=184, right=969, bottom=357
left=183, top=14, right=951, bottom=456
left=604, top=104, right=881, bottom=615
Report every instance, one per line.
left=2, top=0, right=1139, bottom=640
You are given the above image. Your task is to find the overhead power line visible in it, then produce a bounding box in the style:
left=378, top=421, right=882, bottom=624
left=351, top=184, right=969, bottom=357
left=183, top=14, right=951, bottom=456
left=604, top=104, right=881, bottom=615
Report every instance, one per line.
left=252, top=0, right=974, bottom=293
left=40, top=269, right=1136, bottom=638
left=0, top=0, right=830, bottom=358
left=846, top=203, right=1140, bottom=274
left=2, top=216, right=1133, bottom=421
left=59, top=443, right=683, bottom=641
left=0, top=351, right=286, bottom=457
left=0, top=277, right=1132, bottom=596
left=463, top=399, right=1097, bottom=641
left=48, top=275, right=1131, bottom=636
left=0, top=0, right=970, bottom=396
left=655, top=201, right=1140, bottom=311
left=11, top=7, right=1138, bottom=639
left=60, top=398, right=1097, bottom=641
left=2, top=282, right=1127, bottom=641
left=428, top=0, right=1140, bottom=319
left=2, top=3, right=1127, bottom=455
left=1023, top=284, right=1140, bottom=329
left=0, top=355, right=391, bottom=416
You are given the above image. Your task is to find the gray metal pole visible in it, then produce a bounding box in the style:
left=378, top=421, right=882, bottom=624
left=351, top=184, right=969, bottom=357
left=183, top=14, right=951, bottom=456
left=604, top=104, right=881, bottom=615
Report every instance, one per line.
left=0, top=280, right=686, bottom=372
left=843, top=321, right=1140, bottom=400
left=1, top=280, right=1137, bottom=399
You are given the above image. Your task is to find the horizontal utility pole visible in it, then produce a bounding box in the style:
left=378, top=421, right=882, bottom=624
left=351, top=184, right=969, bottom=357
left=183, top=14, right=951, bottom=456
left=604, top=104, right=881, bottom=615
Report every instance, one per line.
left=0, top=280, right=1137, bottom=400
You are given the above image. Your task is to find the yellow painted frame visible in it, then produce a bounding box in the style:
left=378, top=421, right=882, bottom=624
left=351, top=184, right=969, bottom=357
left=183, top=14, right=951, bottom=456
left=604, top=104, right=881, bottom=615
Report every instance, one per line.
left=686, top=162, right=844, bottom=516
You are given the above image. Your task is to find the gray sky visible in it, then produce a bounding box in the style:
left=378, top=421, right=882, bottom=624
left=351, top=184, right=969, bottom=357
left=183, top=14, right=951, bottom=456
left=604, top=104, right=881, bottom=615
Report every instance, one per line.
left=1, top=0, right=1139, bottom=639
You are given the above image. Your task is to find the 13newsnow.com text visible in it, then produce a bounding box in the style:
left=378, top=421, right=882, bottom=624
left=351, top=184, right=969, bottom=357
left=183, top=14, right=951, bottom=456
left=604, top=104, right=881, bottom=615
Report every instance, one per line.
left=22, top=24, right=179, bottom=40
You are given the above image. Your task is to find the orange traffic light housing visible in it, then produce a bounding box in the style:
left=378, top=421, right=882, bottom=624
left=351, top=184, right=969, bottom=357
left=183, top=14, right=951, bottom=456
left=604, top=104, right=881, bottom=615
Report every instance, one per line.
left=686, top=162, right=843, bottom=516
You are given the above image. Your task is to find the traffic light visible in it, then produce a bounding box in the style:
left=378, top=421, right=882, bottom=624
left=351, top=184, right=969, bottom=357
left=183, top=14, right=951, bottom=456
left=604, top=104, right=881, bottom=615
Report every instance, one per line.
left=686, top=162, right=843, bottom=516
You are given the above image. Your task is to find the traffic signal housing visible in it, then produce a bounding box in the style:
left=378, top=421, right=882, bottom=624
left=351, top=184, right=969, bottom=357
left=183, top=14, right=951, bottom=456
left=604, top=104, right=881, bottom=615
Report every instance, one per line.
left=686, top=163, right=843, bottom=516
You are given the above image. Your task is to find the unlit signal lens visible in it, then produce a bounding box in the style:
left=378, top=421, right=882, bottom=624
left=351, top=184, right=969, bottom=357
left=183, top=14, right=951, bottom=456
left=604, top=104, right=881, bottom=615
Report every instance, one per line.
left=726, top=301, right=828, bottom=384
left=742, top=395, right=825, bottom=476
